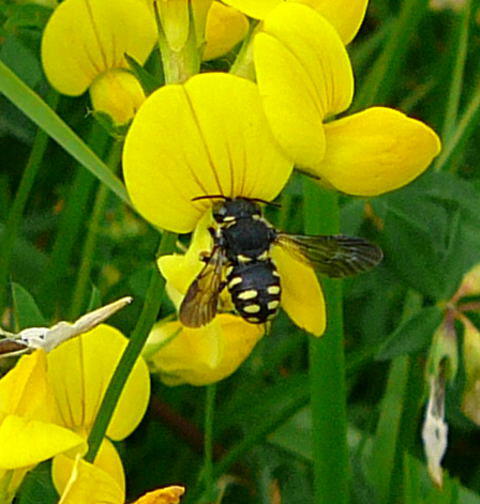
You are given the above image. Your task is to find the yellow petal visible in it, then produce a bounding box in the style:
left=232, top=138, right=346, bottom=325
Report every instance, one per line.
left=293, top=0, right=368, bottom=44
left=47, top=325, right=150, bottom=441
left=134, top=486, right=185, bottom=504
left=41, top=0, right=156, bottom=95
left=203, top=2, right=249, bottom=61
left=57, top=455, right=124, bottom=504
left=158, top=210, right=213, bottom=299
left=222, top=0, right=281, bottom=19
left=147, top=314, right=264, bottom=386
left=157, top=0, right=189, bottom=52
left=271, top=245, right=326, bottom=336
left=89, top=69, right=146, bottom=125
left=0, top=350, right=51, bottom=421
left=192, top=0, right=214, bottom=47
left=123, top=72, right=292, bottom=233
left=310, top=107, right=442, bottom=196
left=254, top=3, right=354, bottom=168
left=0, top=415, right=84, bottom=469
left=53, top=439, right=125, bottom=497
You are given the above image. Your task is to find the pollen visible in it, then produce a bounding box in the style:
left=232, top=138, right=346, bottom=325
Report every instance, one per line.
left=267, top=285, right=280, bottom=295
left=243, top=304, right=261, bottom=314
left=228, top=277, right=242, bottom=288
left=238, top=290, right=258, bottom=300
left=237, top=254, right=252, bottom=263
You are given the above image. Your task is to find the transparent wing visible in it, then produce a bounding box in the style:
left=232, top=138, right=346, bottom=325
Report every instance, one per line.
left=179, top=247, right=226, bottom=328
left=276, top=233, right=383, bottom=277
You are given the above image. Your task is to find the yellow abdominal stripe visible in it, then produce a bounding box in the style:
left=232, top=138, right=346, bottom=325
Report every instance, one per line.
left=237, top=290, right=258, bottom=300
left=243, top=304, right=261, bottom=314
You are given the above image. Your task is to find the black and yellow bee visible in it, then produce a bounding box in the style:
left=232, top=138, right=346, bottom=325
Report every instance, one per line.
left=179, top=197, right=383, bottom=328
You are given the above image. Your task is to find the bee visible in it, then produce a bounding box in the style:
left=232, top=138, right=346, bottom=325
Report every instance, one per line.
left=179, top=197, right=383, bottom=328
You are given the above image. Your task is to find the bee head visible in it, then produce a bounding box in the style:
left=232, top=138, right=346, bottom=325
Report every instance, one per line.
left=212, top=198, right=261, bottom=223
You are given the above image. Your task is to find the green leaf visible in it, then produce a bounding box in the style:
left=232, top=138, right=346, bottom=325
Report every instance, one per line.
left=12, top=282, right=47, bottom=330
left=16, top=462, right=57, bottom=504
left=0, top=60, right=131, bottom=206
left=376, top=306, right=443, bottom=360
left=125, top=53, right=163, bottom=95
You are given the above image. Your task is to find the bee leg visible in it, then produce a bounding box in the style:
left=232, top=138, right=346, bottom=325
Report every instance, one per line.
left=199, top=251, right=211, bottom=263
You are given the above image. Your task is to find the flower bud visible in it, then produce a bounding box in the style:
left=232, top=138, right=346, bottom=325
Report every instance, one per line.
left=89, top=70, right=146, bottom=125
left=461, top=318, right=480, bottom=424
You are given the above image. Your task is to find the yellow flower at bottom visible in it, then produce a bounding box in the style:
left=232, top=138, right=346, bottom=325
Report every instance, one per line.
left=0, top=351, right=84, bottom=501
left=58, top=455, right=184, bottom=504
left=47, top=325, right=150, bottom=495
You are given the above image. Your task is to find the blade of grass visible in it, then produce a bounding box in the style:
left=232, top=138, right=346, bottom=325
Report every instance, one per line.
left=85, top=231, right=177, bottom=463
left=303, top=180, right=348, bottom=504
left=433, top=83, right=480, bottom=172
left=352, top=0, right=430, bottom=111
left=69, top=140, right=123, bottom=319
left=0, top=90, right=58, bottom=313
left=0, top=60, right=130, bottom=205
left=38, top=122, right=109, bottom=316
left=437, top=0, right=472, bottom=148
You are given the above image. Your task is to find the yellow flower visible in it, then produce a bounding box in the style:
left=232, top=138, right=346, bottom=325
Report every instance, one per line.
left=41, top=0, right=156, bottom=124
left=145, top=314, right=263, bottom=386
left=0, top=351, right=84, bottom=502
left=58, top=455, right=184, bottom=504
left=46, top=325, right=150, bottom=496
left=203, top=2, right=249, bottom=61
left=253, top=3, right=441, bottom=196
left=222, top=0, right=368, bottom=44
left=123, top=73, right=326, bottom=335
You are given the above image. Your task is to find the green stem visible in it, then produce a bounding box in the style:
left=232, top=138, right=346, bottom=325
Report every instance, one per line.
left=435, top=0, right=472, bottom=171
left=85, top=231, right=177, bottom=462
left=0, top=91, right=58, bottom=313
left=203, top=384, right=217, bottom=501
left=69, top=140, right=122, bottom=319
left=303, top=180, right=348, bottom=504
left=39, top=122, right=109, bottom=316
left=352, top=0, right=429, bottom=111
left=433, top=83, right=480, bottom=172
left=155, top=4, right=200, bottom=84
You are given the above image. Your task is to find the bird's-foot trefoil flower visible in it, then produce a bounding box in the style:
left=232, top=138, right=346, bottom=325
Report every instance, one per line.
left=252, top=3, right=441, bottom=196
left=46, top=324, right=150, bottom=496
left=123, top=72, right=326, bottom=337
left=0, top=350, right=84, bottom=503
left=222, top=0, right=368, bottom=44
left=58, top=454, right=184, bottom=504
left=41, top=0, right=157, bottom=125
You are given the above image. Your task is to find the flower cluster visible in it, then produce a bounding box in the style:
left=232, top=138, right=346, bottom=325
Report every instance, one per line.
left=0, top=0, right=445, bottom=501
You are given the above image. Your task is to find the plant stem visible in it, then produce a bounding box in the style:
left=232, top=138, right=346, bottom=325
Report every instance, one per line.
left=303, top=180, right=348, bottom=504
left=85, top=231, right=177, bottom=462
left=203, top=384, right=217, bottom=500
left=0, top=91, right=58, bottom=313
left=39, top=121, right=109, bottom=316
left=69, top=140, right=122, bottom=319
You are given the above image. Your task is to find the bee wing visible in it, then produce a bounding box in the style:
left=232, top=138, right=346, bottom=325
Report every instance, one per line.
left=179, top=247, right=226, bottom=328
left=275, top=233, right=383, bottom=277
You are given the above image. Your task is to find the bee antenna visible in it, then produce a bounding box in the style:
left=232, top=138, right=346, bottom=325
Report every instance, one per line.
left=247, top=198, right=282, bottom=208
left=191, top=194, right=230, bottom=202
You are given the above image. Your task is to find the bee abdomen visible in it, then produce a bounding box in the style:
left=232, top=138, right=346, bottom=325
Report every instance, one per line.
left=227, top=260, right=281, bottom=324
